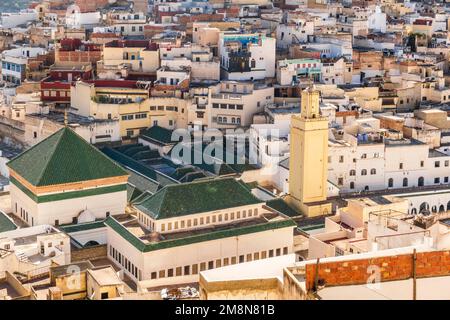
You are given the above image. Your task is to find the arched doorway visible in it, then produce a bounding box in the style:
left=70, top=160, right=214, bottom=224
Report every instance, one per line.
left=84, top=240, right=100, bottom=247
left=447, top=201, right=450, bottom=211
left=418, top=177, right=424, bottom=187
left=432, top=206, right=437, bottom=213
left=439, top=205, right=445, bottom=213
left=388, top=178, right=393, bottom=188
left=411, top=208, right=417, bottom=215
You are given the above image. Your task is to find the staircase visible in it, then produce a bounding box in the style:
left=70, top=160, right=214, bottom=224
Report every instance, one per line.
left=16, top=251, right=30, bottom=263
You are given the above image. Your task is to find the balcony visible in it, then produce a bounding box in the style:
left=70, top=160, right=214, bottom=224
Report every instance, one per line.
left=211, top=93, right=243, bottom=101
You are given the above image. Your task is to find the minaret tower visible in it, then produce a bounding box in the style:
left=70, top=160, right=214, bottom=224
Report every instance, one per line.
left=286, top=86, right=332, bottom=217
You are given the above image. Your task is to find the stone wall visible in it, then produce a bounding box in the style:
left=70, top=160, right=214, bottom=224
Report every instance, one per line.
left=304, top=250, right=450, bottom=291
left=71, top=244, right=107, bottom=262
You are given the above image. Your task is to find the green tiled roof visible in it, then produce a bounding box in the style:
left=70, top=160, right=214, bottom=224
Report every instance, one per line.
left=7, top=128, right=128, bottom=187
left=101, top=147, right=178, bottom=187
left=59, top=220, right=106, bottom=233
left=140, top=126, right=175, bottom=145
left=104, top=216, right=296, bottom=253
left=134, top=177, right=263, bottom=220
left=266, top=198, right=302, bottom=217
left=0, top=211, right=17, bottom=233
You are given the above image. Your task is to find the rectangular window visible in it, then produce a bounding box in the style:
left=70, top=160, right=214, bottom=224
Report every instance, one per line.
left=208, top=261, right=214, bottom=269
left=176, top=267, right=182, bottom=276
left=184, top=266, right=190, bottom=275
left=239, top=255, right=244, bottom=263
left=200, top=262, right=206, bottom=271
left=276, top=248, right=281, bottom=256
left=283, top=247, right=288, bottom=255
left=151, top=272, right=157, bottom=279
left=435, top=161, right=440, bottom=168
left=269, top=249, right=274, bottom=257
left=254, top=252, right=260, bottom=260
left=159, top=270, right=165, bottom=278
left=167, top=269, right=174, bottom=277
left=435, top=177, right=440, bottom=184
left=261, top=251, right=267, bottom=259
left=231, top=257, right=237, bottom=264
left=246, top=254, right=252, bottom=262
left=192, top=264, right=198, bottom=274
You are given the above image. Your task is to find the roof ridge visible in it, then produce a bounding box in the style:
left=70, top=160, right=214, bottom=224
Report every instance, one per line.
left=155, top=187, right=169, bottom=219
left=35, top=128, right=67, bottom=186
left=65, top=128, right=128, bottom=174
left=8, top=127, right=64, bottom=164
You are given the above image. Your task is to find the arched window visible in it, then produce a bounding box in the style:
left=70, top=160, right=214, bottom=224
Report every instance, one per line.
left=439, top=205, right=445, bottom=213
left=370, top=168, right=376, bottom=175
left=388, top=178, right=393, bottom=188
left=403, top=178, right=408, bottom=187
left=350, top=182, right=355, bottom=189
left=418, top=177, right=424, bottom=187
left=411, top=208, right=417, bottom=215
left=349, top=170, right=356, bottom=176
left=447, top=201, right=450, bottom=211
left=364, top=186, right=369, bottom=191
left=361, top=153, right=367, bottom=159
left=250, top=59, right=256, bottom=68
left=419, top=202, right=430, bottom=215
left=361, top=169, right=367, bottom=176
left=218, top=116, right=222, bottom=123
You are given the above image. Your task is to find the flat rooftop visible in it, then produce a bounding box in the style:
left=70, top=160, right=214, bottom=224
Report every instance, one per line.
left=121, top=211, right=283, bottom=245
left=200, top=254, right=296, bottom=283
left=318, top=275, right=450, bottom=300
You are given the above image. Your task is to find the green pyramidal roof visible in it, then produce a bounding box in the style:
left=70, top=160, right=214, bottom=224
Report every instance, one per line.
left=7, top=127, right=128, bottom=187
left=134, top=177, right=263, bottom=220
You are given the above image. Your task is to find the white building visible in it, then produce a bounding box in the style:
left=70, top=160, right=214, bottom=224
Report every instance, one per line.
left=7, top=127, right=129, bottom=227
left=219, top=33, right=276, bottom=81
left=0, top=10, right=38, bottom=29
left=1, top=47, right=47, bottom=85
left=0, top=224, right=71, bottom=276
left=276, top=19, right=314, bottom=49
left=105, top=178, right=296, bottom=286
